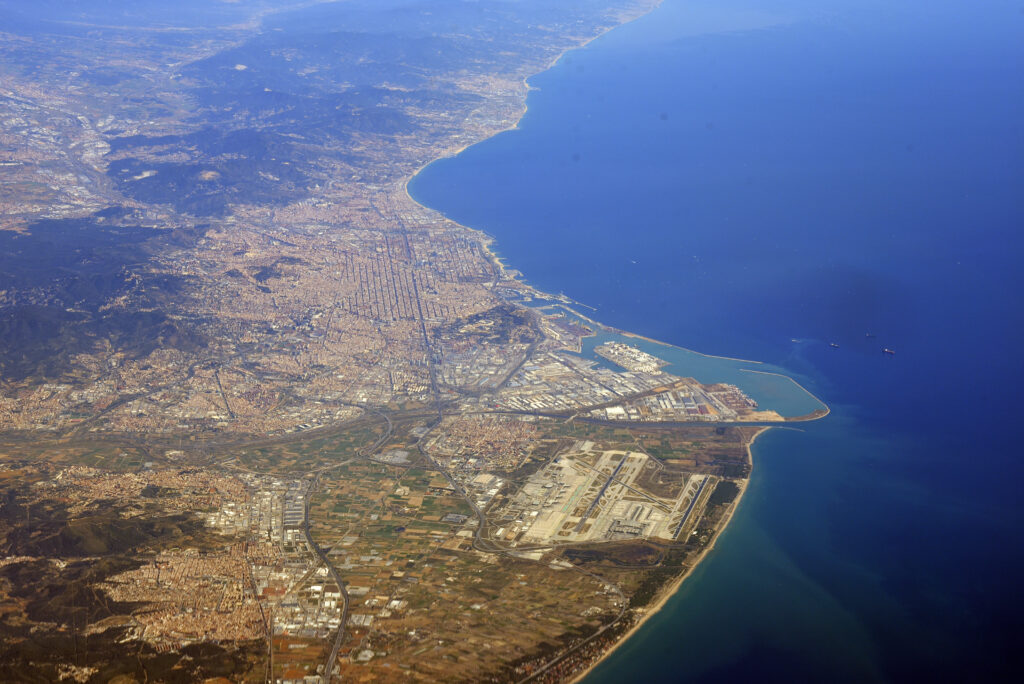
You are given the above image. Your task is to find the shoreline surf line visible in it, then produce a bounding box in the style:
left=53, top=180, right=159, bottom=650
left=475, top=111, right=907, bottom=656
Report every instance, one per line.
left=392, top=0, right=829, bottom=679
left=738, top=367, right=831, bottom=418
left=613, top=328, right=764, bottom=364
left=534, top=301, right=770, bottom=367
left=403, top=0, right=665, bottom=204
left=569, top=425, right=770, bottom=684
left=398, top=1, right=665, bottom=302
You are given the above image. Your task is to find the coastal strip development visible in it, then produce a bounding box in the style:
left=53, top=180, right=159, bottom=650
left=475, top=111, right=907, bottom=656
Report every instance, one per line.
left=0, top=0, right=824, bottom=681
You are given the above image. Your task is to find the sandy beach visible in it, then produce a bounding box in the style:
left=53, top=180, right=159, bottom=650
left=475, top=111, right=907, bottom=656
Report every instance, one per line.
left=396, top=2, right=812, bottom=680
left=568, top=425, right=770, bottom=683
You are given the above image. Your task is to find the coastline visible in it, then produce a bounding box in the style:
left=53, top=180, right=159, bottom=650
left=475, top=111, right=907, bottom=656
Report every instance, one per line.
left=615, top=328, right=764, bottom=365
left=367, top=0, right=1023, bottom=680
left=395, top=1, right=826, bottom=680
left=739, top=368, right=831, bottom=418
left=569, top=426, right=770, bottom=684
left=402, top=0, right=664, bottom=213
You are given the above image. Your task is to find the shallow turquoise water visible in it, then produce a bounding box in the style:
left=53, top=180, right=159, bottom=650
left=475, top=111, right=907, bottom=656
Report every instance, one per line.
left=411, top=0, right=1024, bottom=681
left=578, top=330, right=826, bottom=418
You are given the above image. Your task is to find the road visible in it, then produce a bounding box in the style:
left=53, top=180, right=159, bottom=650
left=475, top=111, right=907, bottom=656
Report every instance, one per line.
left=313, top=406, right=394, bottom=683
left=301, top=485, right=349, bottom=684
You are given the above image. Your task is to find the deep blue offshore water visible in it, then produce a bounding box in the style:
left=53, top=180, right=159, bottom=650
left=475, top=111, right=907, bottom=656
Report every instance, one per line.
left=410, top=0, right=1024, bottom=681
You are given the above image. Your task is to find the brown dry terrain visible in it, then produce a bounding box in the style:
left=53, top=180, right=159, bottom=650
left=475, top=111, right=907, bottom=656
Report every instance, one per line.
left=0, top=0, right=787, bottom=681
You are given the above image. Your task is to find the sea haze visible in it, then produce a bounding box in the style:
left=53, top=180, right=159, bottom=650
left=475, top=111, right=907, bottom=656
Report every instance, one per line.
left=410, top=0, right=1024, bottom=681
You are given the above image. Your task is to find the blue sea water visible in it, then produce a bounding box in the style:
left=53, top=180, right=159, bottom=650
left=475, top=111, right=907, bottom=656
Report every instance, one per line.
left=574, top=329, right=826, bottom=418
left=410, top=0, right=1024, bottom=681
